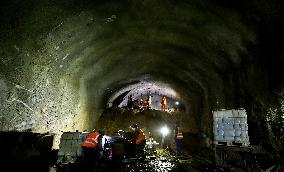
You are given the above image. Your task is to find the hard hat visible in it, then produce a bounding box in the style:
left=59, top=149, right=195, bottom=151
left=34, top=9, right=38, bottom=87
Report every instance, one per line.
left=176, top=120, right=181, bottom=126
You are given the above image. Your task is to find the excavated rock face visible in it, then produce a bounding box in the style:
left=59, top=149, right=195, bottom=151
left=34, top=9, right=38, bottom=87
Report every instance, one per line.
left=0, top=0, right=283, bottom=152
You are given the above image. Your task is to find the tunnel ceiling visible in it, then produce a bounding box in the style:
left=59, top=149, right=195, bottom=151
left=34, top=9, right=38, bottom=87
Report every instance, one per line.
left=0, top=0, right=283, bottom=148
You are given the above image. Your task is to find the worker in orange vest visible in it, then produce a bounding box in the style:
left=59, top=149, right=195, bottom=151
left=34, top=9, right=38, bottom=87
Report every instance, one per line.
left=82, top=128, right=105, bottom=172
left=129, top=124, right=146, bottom=159
left=161, top=95, right=167, bottom=111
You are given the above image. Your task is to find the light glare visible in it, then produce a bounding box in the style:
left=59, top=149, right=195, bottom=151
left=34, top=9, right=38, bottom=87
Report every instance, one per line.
left=160, top=126, right=169, bottom=136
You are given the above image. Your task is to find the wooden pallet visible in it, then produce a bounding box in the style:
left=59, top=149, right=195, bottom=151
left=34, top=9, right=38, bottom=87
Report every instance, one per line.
left=214, top=141, right=249, bottom=146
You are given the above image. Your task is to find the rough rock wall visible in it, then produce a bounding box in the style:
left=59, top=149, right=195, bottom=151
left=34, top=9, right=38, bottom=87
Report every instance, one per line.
left=265, top=90, right=284, bottom=158
left=0, top=3, right=130, bottom=148
left=0, top=41, right=82, bottom=148
left=0, top=4, right=94, bottom=148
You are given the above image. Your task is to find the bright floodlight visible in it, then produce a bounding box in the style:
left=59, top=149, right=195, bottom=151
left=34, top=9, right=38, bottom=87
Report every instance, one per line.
left=175, top=101, right=179, bottom=105
left=160, top=126, right=169, bottom=136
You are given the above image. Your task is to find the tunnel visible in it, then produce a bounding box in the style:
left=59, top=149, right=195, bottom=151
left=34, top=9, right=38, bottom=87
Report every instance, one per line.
left=0, top=0, right=283, bottom=171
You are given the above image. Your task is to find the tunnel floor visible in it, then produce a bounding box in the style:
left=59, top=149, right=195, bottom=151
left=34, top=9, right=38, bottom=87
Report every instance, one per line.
left=50, top=147, right=275, bottom=172
left=51, top=153, right=216, bottom=172
left=1, top=132, right=279, bottom=172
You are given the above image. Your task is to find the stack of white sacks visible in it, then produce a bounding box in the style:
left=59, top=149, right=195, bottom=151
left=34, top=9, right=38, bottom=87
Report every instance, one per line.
left=213, top=108, right=250, bottom=146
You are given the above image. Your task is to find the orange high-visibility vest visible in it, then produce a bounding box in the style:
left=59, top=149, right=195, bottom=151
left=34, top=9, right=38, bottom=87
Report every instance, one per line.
left=136, top=129, right=146, bottom=144
left=161, top=96, right=166, bottom=105
left=82, top=131, right=100, bottom=148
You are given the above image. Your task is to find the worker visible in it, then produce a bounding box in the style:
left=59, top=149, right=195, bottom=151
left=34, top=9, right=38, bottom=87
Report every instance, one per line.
left=148, top=95, right=152, bottom=109
left=142, top=99, right=149, bottom=110
left=161, top=95, right=167, bottom=111
left=127, top=95, right=134, bottom=109
left=174, top=120, right=184, bottom=156
left=129, top=124, right=146, bottom=159
left=81, top=128, right=105, bottom=172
